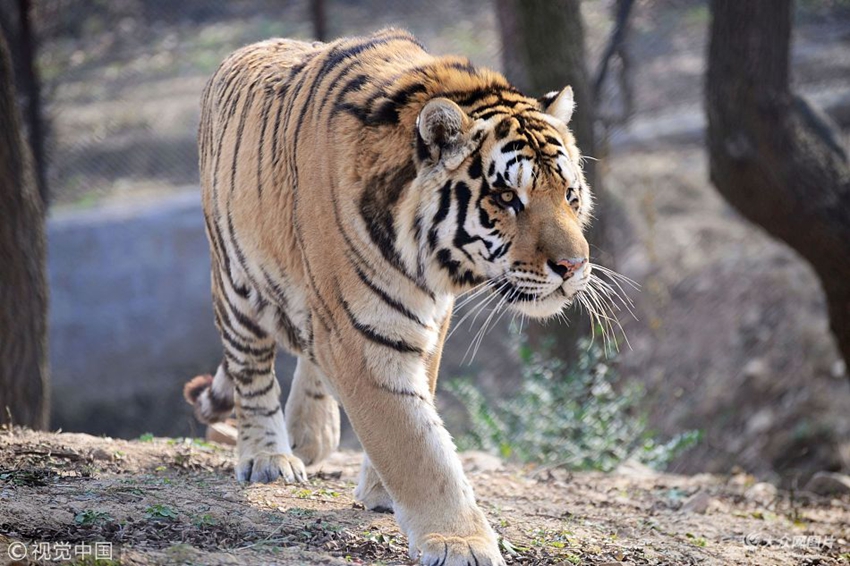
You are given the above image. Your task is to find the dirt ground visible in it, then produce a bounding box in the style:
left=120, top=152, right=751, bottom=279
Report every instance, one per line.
left=1, top=429, right=848, bottom=565
left=31, top=0, right=850, bottom=488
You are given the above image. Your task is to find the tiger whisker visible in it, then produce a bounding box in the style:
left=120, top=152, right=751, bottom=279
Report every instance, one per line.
left=590, top=271, right=638, bottom=314
left=579, top=285, right=614, bottom=353
left=466, top=292, right=508, bottom=362
left=589, top=263, right=640, bottom=310
left=579, top=291, right=608, bottom=353
left=466, top=280, right=511, bottom=331
left=588, top=275, right=637, bottom=321
left=589, top=262, right=640, bottom=289
left=582, top=276, right=633, bottom=353
left=465, top=284, right=515, bottom=363
left=449, top=279, right=509, bottom=341
left=454, top=273, right=507, bottom=310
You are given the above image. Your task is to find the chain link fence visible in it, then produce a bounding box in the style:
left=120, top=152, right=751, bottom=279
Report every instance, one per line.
left=2, top=0, right=846, bottom=205
left=2, top=0, right=848, bottom=205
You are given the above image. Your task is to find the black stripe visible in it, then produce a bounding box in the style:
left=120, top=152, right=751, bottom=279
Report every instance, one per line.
left=210, top=220, right=244, bottom=297
left=416, top=130, right=430, bottom=162
left=544, top=135, right=562, bottom=148
left=240, top=404, right=281, bottom=417
left=270, top=98, right=285, bottom=167
left=353, top=263, right=426, bottom=326
left=224, top=347, right=275, bottom=364
left=220, top=325, right=271, bottom=358
left=223, top=208, right=262, bottom=294
left=487, top=240, right=511, bottom=261
left=451, top=85, right=520, bottom=107
left=214, top=298, right=255, bottom=343
left=477, top=179, right=496, bottom=230
left=230, top=365, right=273, bottom=378
left=494, top=118, right=513, bottom=139
left=436, top=248, right=483, bottom=287
left=257, top=95, right=275, bottom=198
left=452, top=181, right=492, bottom=258
left=371, top=380, right=428, bottom=401
left=358, top=160, right=418, bottom=278
left=331, top=72, right=370, bottom=110
left=341, top=57, right=494, bottom=126
left=224, top=86, right=265, bottom=296
left=366, top=82, right=428, bottom=126
left=224, top=296, right=268, bottom=338
left=239, top=379, right=276, bottom=399
left=467, top=153, right=483, bottom=179
left=473, top=107, right=512, bottom=122
left=504, top=154, right=530, bottom=170
left=413, top=211, right=426, bottom=280
left=433, top=180, right=453, bottom=226
left=501, top=139, right=528, bottom=154
left=341, top=300, right=422, bottom=354
left=277, top=306, right=304, bottom=352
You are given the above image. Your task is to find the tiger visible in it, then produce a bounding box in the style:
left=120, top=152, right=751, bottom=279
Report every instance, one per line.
left=183, top=28, right=593, bottom=566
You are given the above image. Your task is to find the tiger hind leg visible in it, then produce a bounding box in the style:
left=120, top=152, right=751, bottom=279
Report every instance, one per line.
left=210, top=269, right=306, bottom=484
left=285, top=357, right=340, bottom=466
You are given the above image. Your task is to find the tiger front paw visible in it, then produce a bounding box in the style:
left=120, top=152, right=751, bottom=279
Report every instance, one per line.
left=235, top=451, right=307, bottom=484
left=412, top=532, right=504, bottom=566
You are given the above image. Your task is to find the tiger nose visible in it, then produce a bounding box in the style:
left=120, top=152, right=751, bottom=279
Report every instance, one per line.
left=548, top=257, right=588, bottom=279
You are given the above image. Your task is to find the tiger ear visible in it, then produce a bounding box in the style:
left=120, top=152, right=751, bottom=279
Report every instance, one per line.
left=540, top=86, right=574, bottom=125
left=417, top=97, right=471, bottom=162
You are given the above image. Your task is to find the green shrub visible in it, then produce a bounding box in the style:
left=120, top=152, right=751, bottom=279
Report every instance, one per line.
left=447, top=334, right=699, bottom=472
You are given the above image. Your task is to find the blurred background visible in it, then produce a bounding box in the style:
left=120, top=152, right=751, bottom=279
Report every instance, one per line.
left=1, top=0, right=849, bottom=488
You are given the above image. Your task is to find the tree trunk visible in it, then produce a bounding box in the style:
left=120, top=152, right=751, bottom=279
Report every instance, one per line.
left=16, top=0, right=47, bottom=206
left=707, top=0, right=850, bottom=374
left=496, top=0, right=608, bottom=361
left=311, top=0, right=327, bottom=42
left=0, top=30, right=49, bottom=429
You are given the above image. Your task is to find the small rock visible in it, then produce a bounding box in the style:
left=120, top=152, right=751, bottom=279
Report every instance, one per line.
left=682, top=490, right=712, bottom=514
left=832, top=360, right=847, bottom=379
left=805, top=472, right=850, bottom=496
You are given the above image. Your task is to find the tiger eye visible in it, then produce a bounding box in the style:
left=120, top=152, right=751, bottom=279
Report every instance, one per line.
left=500, top=191, right=515, bottom=204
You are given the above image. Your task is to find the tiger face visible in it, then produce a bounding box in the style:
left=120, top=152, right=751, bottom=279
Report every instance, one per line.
left=417, top=87, right=592, bottom=319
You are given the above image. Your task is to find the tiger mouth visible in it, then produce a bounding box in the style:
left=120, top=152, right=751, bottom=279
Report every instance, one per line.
left=488, top=270, right=592, bottom=317
left=491, top=281, right=574, bottom=317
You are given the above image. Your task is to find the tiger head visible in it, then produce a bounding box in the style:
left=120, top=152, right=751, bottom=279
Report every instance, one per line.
left=415, top=86, right=593, bottom=319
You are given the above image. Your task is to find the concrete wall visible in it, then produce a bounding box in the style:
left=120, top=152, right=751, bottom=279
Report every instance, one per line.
left=48, top=191, right=230, bottom=438
left=47, top=190, right=520, bottom=441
